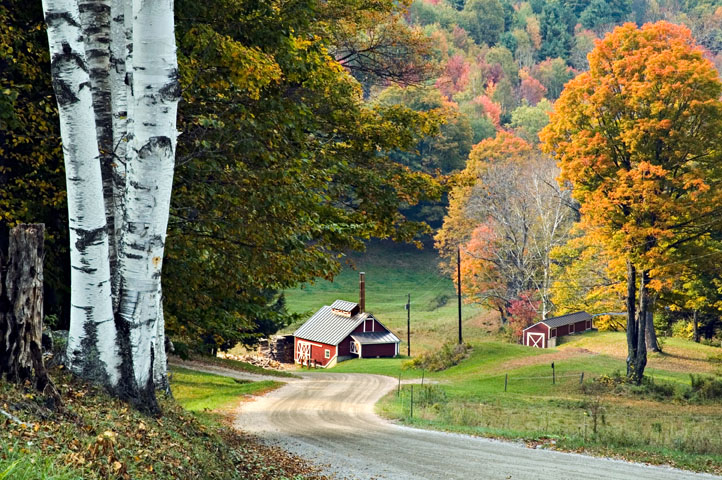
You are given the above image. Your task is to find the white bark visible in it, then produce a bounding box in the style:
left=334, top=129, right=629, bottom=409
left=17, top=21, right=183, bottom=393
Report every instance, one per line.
left=42, top=0, right=121, bottom=387
left=109, top=0, right=128, bottom=305
left=117, top=0, right=179, bottom=394
left=79, top=0, right=118, bottom=284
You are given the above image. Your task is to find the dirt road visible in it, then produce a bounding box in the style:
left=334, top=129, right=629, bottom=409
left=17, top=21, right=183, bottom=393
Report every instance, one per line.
left=234, top=372, right=720, bottom=480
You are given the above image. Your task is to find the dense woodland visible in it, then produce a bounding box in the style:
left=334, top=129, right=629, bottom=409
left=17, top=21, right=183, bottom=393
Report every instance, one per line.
left=2, top=0, right=722, bottom=385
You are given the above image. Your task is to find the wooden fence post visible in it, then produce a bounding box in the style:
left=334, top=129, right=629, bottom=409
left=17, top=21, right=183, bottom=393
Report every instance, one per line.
left=410, top=384, right=414, bottom=419
left=0, top=224, right=58, bottom=400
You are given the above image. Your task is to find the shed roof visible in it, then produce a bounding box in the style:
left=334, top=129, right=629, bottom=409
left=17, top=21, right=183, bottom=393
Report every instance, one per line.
left=330, top=300, right=359, bottom=312
left=540, top=311, right=592, bottom=328
left=294, top=305, right=371, bottom=345
left=351, top=331, right=400, bottom=345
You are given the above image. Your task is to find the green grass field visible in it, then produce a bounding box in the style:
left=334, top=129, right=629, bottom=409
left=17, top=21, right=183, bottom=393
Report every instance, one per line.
left=284, top=240, right=489, bottom=352
left=171, top=366, right=282, bottom=412
left=375, top=333, right=722, bottom=474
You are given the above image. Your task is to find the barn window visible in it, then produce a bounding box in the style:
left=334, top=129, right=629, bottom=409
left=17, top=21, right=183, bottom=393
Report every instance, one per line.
left=551, top=328, right=557, bottom=337
left=569, top=323, right=575, bottom=333
left=325, top=349, right=330, bottom=359
left=587, top=320, right=591, bottom=329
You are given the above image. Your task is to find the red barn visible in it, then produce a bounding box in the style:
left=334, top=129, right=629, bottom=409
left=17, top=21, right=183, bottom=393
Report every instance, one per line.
left=293, top=299, right=400, bottom=368
left=522, top=311, right=594, bottom=348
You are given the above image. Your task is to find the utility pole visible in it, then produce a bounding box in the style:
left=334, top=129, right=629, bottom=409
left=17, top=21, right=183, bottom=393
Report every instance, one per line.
left=457, top=246, right=462, bottom=344
left=406, top=293, right=411, bottom=357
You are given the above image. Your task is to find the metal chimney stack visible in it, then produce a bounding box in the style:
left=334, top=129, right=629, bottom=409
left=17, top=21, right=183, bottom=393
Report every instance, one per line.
left=359, top=272, right=366, bottom=312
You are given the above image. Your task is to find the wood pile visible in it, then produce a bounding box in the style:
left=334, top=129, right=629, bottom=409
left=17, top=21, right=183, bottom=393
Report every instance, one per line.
left=259, top=335, right=294, bottom=364
left=217, top=351, right=283, bottom=369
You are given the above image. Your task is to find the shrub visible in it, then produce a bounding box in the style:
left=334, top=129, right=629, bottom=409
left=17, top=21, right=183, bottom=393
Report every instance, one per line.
left=671, top=320, right=694, bottom=340
left=403, top=342, right=472, bottom=372
left=686, top=375, right=722, bottom=402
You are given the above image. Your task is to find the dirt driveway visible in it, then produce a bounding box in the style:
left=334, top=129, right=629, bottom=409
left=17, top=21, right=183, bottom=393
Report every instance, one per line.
left=234, top=372, right=719, bottom=480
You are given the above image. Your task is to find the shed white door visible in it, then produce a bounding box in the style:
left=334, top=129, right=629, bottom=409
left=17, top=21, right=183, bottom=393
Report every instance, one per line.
left=297, top=341, right=311, bottom=363
left=526, top=332, right=545, bottom=348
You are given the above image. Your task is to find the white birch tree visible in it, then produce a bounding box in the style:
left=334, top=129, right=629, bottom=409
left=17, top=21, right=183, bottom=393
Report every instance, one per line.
left=42, top=0, right=179, bottom=411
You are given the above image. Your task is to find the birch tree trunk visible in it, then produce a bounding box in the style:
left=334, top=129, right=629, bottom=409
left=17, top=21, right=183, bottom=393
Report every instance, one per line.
left=42, top=0, right=122, bottom=388
left=44, top=0, right=177, bottom=411
left=116, top=0, right=179, bottom=406
left=79, top=0, right=118, bottom=275
left=109, top=0, right=129, bottom=306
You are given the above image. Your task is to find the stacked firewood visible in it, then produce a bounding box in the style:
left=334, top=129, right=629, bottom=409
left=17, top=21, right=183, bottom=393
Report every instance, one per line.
left=217, top=351, right=283, bottom=369
left=258, top=335, right=294, bottom=364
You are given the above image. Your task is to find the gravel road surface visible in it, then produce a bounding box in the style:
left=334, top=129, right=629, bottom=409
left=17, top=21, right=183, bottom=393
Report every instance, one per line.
left=234, top=372, right=720, bottom=480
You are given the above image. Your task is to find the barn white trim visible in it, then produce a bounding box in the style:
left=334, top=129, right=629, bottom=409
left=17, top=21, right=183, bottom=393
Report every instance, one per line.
left=526, top=332, right=545, bottom=348
left=297, top=340, right=312, bottom=364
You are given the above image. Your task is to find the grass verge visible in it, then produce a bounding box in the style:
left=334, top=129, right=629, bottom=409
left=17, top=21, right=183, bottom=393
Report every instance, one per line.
left=170, top=366, right=281, bottom=412
left=0, top=366, right=325, bottom=480
left=173, top=354, right=298, bottom=378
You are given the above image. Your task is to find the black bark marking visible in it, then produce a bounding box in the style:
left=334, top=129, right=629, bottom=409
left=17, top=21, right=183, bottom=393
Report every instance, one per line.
left=50, top=78, right=78, bottom=107
left=159, top=68, right=181, bottom=102
left=45, top=11, right=81, bottom=28
left=71, top=265, right=98, bottom=274
left=73, top=225, right=107, bottom=253
left=137, top=136, right=172, bottom=160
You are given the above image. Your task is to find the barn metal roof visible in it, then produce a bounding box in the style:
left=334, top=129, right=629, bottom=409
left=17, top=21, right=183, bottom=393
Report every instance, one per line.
left=351, top=331, right=400, bottom=345
left=294, top=305, right=370, bottom=345
left=540, top=311, right=592, bottom=328
left=330, top=300, right=359, bottom=312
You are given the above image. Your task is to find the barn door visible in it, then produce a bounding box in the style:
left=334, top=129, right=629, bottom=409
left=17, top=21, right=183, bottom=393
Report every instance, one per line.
left=527, top=332, right=545, bottom=348
left=297, top=341, right=311, bottom=364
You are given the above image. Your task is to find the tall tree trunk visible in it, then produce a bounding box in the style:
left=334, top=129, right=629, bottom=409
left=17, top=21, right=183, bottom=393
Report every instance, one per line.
left=42, top=0, right=121, bottom=388
left=693, top=310, right=700, bottom=343
left=116, top=0, right=180, bottom=411
left=625, top=260, right=639, bottom=380
left=630, top=269, right=649, bottom=384
left=79, top=0, right=117, bottom=280
left=645, top=293, right=660, bottom=352
left=0, top=225, right=58, bottom=400
left=109, top=0, right=129, bottom=307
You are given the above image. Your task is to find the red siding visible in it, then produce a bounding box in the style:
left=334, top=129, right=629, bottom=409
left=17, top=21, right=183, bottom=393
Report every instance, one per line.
left=338, top=336, right=354, bottom=356
left=523, top=323, right=549, bottom=348
left=352, top=318, right=385, bottom=334
left=361, top=343, right=397, bottom=358
left=294, top=337, right=336, bottom=367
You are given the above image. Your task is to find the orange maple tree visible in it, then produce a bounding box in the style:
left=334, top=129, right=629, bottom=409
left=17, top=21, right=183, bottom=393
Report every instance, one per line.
left=541, top=22, right=722, bottom=383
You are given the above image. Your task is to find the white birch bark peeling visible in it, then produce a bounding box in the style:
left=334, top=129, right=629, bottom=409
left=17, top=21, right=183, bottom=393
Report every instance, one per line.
left=42, top=0, right=121, bottom=388
left=118, top=0, right=179, bottom=397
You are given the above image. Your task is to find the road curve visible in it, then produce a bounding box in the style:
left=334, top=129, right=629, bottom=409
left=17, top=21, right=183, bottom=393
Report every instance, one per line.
left=234, top=372, right=720, bottom=480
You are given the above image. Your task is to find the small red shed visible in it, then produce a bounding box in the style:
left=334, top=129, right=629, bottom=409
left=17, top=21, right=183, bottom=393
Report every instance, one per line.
left=522, top=311, right=594, bottom=348
left=293, top=299, right=400, bottom=368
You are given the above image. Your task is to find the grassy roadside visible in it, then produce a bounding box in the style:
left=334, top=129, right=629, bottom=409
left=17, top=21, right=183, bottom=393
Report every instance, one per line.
left=372, top=334, right=722, bottom=474
left=172, top=354, right=299, bottom=378
left=0, top=365, right=325, bottom=480
left=170, top=366, right=281, bottom=412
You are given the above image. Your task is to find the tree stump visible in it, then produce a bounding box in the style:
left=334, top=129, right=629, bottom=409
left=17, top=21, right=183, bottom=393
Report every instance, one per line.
left=0, top=224, right=58, bottom=400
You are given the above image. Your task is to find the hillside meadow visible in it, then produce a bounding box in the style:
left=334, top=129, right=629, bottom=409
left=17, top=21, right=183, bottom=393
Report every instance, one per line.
left=283, top=241, right=490, bottom=352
